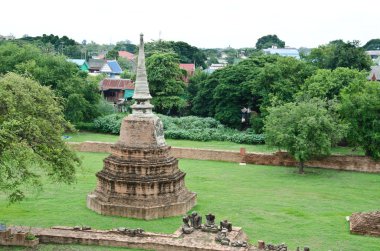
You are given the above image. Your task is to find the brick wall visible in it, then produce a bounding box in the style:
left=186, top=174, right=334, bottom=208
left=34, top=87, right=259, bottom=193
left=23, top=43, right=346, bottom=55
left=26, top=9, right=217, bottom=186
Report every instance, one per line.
left=68, top=142, right=380, bottom=173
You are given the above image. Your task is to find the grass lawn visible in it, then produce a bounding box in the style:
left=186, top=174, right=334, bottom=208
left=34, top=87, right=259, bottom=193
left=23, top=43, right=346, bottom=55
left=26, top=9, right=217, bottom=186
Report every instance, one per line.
left=1, top=152, right=379, bottom=250
left=63, top=132, right=365, bottom=155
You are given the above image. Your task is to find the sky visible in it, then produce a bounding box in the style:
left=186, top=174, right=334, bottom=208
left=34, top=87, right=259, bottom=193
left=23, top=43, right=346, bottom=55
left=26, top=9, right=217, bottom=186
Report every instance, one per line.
left=1, top=0, right=378, bottom=49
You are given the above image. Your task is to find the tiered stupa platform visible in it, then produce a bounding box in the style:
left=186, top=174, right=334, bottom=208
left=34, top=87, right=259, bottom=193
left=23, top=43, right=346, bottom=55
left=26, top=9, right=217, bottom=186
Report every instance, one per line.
left=87, top=34, right=196, bottom=219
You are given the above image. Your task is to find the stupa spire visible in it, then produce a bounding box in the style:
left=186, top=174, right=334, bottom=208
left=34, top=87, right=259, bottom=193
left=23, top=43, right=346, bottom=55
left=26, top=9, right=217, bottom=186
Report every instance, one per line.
left=131, top=33, right=154, bottom=114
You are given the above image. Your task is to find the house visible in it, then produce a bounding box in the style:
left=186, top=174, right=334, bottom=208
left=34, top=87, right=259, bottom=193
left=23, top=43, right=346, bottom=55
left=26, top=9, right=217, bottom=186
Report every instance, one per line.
left=366, top=50, right=380, bottom=60
left=88, top=59, right=106, bottom=73
left=204, top=63, right=226, bottom=74
left=67, top=59, right=89, bottom=72
left=100, top=60, right=123, bottom=78
left=99, top=78, right=135, bottom=103
left=179, top=63, right=195, bottom=82
left=118, top=50, right=137, bottom=71
left=368, top=66, right=380, bottom=81
left=263, top=47, right=300, bottom=59
left=118, top=51, right=135, bottom=61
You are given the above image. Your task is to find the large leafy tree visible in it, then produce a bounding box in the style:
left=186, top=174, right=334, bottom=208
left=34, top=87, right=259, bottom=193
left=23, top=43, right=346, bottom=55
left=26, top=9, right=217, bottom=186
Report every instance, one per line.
left=305, top=40, right=372, bottom=71
left=256, top=34, right=285, bottom=49
left=146, top=53, right=187, bottom=115
left=264, top=99, right=346, bottom=174
left=0, top=42, right=101, bottom=123
left=297, top=67, right=367, bottom=101
left=145, top=40, right=207, bottom=68
left=0, top=73, right=80, bottom=202
left=362, top=38, right=380, bottom=51
left=339, top=80, right=380, bottom=159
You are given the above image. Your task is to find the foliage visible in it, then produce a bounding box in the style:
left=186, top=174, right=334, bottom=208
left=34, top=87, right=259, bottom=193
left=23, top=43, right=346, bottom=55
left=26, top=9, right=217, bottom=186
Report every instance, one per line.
left=145, top=40, right=207, bottom=68
left=158, top=115, right=264, bottom=144
left=0, top=41, right=102, bottom=123
left=106, top=49, right=119, bottom=59
left=192, top=54, right=315, bottom=130
left=117, top=57, right=135, bottom=71
left=187, top=70, right=209, bottom=112
left=146, top=53, right=187, bottom=115
left=362, top=38, right=380, bottom=50
left=0, top=73, right=80, bottom=202
left=93, top=113, right=126, bottom=134
left=264, top=99, right=346, bottom=173
left=297, top=67, right=367, bottom=101
left=305, top=40, right=372, bottom=71
left=256, top=34, right=285, bottom=49
left=339, top=80, right=380, bottom=159
left=19, top=33, right=82, bottom=58
left=114, top=40, right=138, bottom=53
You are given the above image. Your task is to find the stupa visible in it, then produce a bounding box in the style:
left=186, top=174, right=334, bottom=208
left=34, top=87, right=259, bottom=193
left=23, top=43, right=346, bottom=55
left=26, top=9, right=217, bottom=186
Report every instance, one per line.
left=87, top=34, right=197, bottom=219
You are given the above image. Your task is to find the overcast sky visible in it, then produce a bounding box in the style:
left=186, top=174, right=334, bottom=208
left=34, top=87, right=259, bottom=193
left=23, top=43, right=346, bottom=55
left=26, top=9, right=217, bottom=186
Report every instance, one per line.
left=1, top=0, right=378, bottom=48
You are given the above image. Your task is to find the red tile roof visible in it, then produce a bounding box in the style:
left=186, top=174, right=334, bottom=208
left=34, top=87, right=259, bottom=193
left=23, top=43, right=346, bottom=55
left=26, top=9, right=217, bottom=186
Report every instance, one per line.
left=118, top=51, right=135, bottom=60
left=179, top=63, right=195, bottom=72
left=100, top=78, right=135, bottom=91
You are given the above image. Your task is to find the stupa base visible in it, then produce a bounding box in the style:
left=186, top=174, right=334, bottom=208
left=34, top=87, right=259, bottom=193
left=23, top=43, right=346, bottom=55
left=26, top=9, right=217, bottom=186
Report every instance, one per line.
left=87, top=192, right=197, bottom=220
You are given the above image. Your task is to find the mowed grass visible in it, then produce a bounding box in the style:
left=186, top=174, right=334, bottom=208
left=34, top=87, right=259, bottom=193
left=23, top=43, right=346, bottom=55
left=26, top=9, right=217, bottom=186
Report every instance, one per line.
left=1, top=152, right=379, bottom=250
left=63, top=132, right=365, bottom=155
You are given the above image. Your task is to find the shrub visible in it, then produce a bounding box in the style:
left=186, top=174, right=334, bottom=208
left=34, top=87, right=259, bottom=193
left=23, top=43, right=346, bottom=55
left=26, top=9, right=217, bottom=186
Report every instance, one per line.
left=93, top=113, right=126, bottom=134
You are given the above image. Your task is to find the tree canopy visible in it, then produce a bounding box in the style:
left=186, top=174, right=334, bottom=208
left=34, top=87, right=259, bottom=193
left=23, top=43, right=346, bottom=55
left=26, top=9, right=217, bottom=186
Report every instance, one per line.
left=0, top=41, right=101, bottom=123
left=339, top=80, right=380, bottom=159
left=146, top=53, right=187, bottom=115
left=305, top=40, right=372, bottom=71
left=264, top=99, right=346, bottom=173
left=362, top=38, right=380, bottom=51
left=255, top=34, right=285, bottom=50
left=145, top=40, right=207, bottom=68
left=0, top=73, right=80, bottom=202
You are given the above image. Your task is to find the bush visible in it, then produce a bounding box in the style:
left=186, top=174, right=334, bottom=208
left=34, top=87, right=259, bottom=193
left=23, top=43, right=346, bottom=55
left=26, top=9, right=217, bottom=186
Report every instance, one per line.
left=75, top=122, right=97, bottom=132
left=93, top=113, right=126, bottom=134
left=89, top=113, right=264, bottom=144
left=158, top=115, right=264, bottom=144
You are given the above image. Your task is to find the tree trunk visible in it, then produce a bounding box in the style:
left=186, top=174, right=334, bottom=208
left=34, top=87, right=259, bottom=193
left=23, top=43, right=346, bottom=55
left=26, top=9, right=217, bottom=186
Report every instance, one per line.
left=299, top=162, right=304, bottom=174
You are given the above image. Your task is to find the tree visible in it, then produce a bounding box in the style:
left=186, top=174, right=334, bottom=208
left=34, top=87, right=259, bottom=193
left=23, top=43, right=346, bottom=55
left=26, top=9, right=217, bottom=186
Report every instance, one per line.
left=145, top=40, right=207, bottom=68
left=264, top=99, right=346, bottom=173
left=106, top=49, right=119, bottom=59
left=339, top=80, right=380, bottom=159
left=306, top=40, right=372, bottom=71
left=146, top=53, right=187, bottom=115
left=256, top=34, right=285, bottom=50
left=0, top=73, right=80, bottom=202
left=297, top=67, right=367, bottom=101
left=0, top=42, right=102, bottom=123
left=362, top=38, right=380, bottom=51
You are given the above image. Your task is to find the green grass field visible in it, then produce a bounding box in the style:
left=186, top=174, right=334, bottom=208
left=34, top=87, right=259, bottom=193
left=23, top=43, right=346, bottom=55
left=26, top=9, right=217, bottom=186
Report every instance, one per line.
left=63, top=132, right=365, bottom=155
left=1, top=152, right=379, bottom=250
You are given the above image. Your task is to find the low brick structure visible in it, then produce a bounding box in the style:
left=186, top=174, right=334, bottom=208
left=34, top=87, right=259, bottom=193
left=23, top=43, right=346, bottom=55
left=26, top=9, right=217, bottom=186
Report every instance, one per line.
left=0, top=228, right=39, bottom=247
left=11, top=226, right=254, bottom=251
left=350, top=211, right=380, bottom=237
left=69, top=142, right=380, bottom=173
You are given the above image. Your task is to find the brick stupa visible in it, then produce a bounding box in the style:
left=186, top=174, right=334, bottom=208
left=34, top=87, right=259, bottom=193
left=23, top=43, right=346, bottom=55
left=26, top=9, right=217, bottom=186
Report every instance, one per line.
left=87, top=34, right=197, bottom=219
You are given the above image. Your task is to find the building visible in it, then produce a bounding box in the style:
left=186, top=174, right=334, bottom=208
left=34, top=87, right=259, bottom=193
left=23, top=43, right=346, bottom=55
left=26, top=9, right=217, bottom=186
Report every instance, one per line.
left=263, top=47, right=300, bottom=59
left=204, top=63, right=226, bottom=74
left=67, top=59, right=89, bottom=72
left=88, top=59, right=106, bottom=73
left=99, top=78, right=134, bottom=103
left=100, top=60, right=123, bottom=78
left=179, top=63, right=195, bottom=82
left=368, top=66, right=380, bottom=81
left=366, top=50, right=380, bottom=60
left=118, top=51, right=135, bottom=61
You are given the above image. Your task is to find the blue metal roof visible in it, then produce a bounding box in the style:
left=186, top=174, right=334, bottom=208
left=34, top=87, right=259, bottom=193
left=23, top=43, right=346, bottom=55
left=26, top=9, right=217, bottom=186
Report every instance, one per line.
left=107, top=60, right=122, bottom=74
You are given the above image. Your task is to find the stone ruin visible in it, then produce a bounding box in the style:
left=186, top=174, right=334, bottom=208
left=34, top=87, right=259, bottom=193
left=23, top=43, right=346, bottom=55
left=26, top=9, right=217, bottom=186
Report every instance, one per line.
left=0, top=224, right=39, bottom=248
left=87, top=34, right=196, bottom=220
left=350, top=211, right=380, bottom=237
